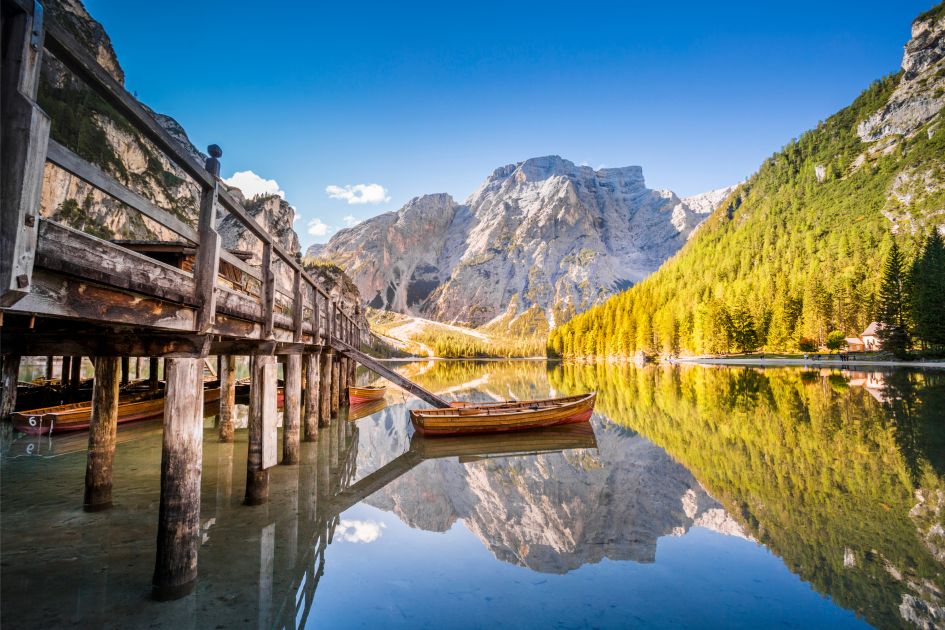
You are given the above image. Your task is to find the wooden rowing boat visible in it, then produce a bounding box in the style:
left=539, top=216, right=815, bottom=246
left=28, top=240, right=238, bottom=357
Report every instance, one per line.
left=410, top=392, right=596, bottom=437
left=12, top=388, right=222, bottom=436
left=348, top=385, right=386, bottom=404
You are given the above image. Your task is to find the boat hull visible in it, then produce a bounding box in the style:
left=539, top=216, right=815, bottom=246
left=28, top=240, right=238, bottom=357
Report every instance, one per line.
left=12, top=388, right=222, bottom=436
left=348, top=386, right=385, bottom=405
left=410, top=393, right=596, bottom=437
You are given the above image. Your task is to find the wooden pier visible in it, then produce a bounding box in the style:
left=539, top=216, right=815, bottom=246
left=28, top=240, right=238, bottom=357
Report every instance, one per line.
left=0, top=0, right=448, bottom=600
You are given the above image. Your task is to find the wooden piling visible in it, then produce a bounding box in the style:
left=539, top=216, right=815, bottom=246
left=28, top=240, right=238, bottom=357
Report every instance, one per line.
left=318, top=350, right=332, bottom=427
left=282, top=354, right=301, bottom=465
left=61, top=355, right=71, bottom=388
left=45, top=355, right=54, bottom=380
left=149, top=357, right=159, bottom=390
left=330, top=355, right=340, bottom=417
left=0, top=354, right=20, bottom=420
left=302, top=351, right=320, bottom=441
left=70, top=355, right=82, bottom=391
left=218, top=355, right=236, bottom=442
left=84, top=356, right=119, bottom=511
left=245, top=355, right=275, bottom=505
left=339, top=355, right=348, bottom=407
left=120, top=356, right=129, bottom=386
left=152, top=357, right=204, bottom=600
left=135, top=357, right=141, bottom=379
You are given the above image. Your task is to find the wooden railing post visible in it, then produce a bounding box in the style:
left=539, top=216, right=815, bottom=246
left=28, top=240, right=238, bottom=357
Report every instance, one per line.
left=291, top=266, right=303, bottom=342
left=261, top=242, right=275, bottom=338
left=0, top=0, right=50, bottom=306
left=193, top=146, right=222, bottom=333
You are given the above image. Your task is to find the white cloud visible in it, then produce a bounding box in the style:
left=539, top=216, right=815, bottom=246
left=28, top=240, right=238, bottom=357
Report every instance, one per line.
left=223, top=170, right=285, bottom=199
left=342, top=215, right=361, bottom=227
left=337, top=519, right=386, bottom=543
left=326, top=183, right=390, bottom=205
left=307, top=218, right=330, bottom=237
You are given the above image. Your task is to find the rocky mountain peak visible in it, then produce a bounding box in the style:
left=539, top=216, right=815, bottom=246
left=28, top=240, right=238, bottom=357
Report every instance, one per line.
left=857, top=6, right=945, bottom=143
left=317, top=155, right=732, bottom=326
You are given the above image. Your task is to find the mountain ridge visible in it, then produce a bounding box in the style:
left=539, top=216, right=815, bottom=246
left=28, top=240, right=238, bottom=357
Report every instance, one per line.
left=549, top=4, right=945, bottom=359
left=314, top=156, right=733, bottom=327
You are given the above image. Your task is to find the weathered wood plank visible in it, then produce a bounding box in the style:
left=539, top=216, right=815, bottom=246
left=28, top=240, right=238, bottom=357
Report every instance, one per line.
left=0, top=354, right=21, bottom=420
left=84, top=356, right=119, bottom=511
left=35, top=220, right=196, bottom=305
left=193, top=182, right=220, bottom=332
left=332, top=339, right=451, bottom=408
left=261, top=243, right=275, bottom=338
left=318, top=349, right=332, bottom=427
left=219, top=248, right=261, bottom=282
left=45, top=141, right=199, bottom=242
left=0, top=330, right=211, bottom=358
left=153, top=357, right=204, bottom=600
left=218, top=355, right=236, bottom=442
left=9, top=268, right=196, bottom=331
left=282, top=354, right=301, bottom=464
left=292, top=269, right=303, bottom=342
left=330, top=354, right=340, bottom=417
left=302, top=351, right=319, bottom=441
left=0, top=5, right=49, bottom=306
left=246, top=355, right=274, bottom=505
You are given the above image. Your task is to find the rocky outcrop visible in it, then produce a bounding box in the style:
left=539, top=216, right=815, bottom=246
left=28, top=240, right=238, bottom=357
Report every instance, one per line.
left=857, top=8, right=945, bottom=143
left=317, top=157, right=731, bottom=326
left=356, top=410, right=748, bottom=573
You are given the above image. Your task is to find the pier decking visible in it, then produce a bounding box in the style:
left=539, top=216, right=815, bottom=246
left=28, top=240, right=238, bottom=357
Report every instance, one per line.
left=0, top=0, right=448, bottom=600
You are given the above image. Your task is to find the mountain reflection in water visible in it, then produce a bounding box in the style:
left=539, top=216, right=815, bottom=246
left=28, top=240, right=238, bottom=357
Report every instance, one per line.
left=1, top=360, right=943, bottom=628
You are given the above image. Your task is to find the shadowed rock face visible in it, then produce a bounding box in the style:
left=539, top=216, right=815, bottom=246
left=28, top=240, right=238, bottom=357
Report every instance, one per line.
left=355, top=409, right=747, bottom=574
left=317, top=157, right=732, bottom=327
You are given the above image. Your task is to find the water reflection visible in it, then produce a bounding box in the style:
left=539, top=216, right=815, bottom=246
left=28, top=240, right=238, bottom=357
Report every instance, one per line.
left=2, top=361, right=943, bottom=628
left=549, top=363, right=945, bottom=629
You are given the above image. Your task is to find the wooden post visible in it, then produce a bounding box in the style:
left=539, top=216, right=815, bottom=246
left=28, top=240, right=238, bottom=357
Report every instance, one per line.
left=245, top=355, right=276, bottom=505
left=330, top=353, right=340, bottom=417
left=282, top=354, right=301, bottom=465
left=339, top=353, right=348, bottom=407
left=0, top=1, right=50, bottom=307
left=84, top=356, right=119, bottom=511
left=348, top=351, right=356, bottom=389
left=45, top=355, right=54, bottom=380
left=303, top=351, right=320, bottom=440
left=120, top=356, right=129, bottom=386
left=135, top=357, right=141, bottom=379
left=0, top=354, right=21, bottom=420
left=70, top=355, right=82, bottom=391
left=149, top=357, right=159, bottom=390
left=152, top=357, right=204, bottom=600
left=194, top=176, right=221, bottom=333
left=261, top=243, right=275, bottom=339
left=218, top=355, right=236, bottom=442
left=318, top=349, right=332, bottom=427
left=60, top=355, right=71, bottom=388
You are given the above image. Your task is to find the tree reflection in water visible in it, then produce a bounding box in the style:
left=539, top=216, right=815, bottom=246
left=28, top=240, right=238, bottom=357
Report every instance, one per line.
left=550, top=362, right=945, bottom=629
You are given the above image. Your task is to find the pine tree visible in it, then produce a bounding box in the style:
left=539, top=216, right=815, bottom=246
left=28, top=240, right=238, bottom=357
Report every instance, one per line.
left=910, top=230, right=945, bottom=349
left=877, top=241, right=911, bottom=355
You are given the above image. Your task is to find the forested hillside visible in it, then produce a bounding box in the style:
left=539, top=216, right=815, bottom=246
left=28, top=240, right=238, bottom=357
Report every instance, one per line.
left=548, top=5, right=945, bottom=359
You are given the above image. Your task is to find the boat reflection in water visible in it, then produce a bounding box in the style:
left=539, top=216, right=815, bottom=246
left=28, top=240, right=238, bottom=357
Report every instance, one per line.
left=4, top=361, right=942, bottom=628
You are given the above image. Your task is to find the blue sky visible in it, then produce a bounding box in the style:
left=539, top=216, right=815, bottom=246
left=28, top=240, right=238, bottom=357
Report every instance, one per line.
left=85, top=0, right=935, bottom=248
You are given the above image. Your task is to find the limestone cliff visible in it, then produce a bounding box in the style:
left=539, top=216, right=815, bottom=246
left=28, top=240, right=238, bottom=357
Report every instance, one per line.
left=317, top=157, right=732, bottom=327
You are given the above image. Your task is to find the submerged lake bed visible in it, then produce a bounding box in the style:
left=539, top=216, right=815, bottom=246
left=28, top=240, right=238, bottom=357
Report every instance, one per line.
left=2, top=361, right=943, bottom=628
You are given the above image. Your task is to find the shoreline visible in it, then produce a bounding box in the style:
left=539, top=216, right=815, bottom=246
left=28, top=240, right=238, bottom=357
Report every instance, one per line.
left=672, top=356, right=945, bottom=369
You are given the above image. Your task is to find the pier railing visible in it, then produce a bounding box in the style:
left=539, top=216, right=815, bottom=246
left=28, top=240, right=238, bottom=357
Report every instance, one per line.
left=1, top=0, right=361, bottom=350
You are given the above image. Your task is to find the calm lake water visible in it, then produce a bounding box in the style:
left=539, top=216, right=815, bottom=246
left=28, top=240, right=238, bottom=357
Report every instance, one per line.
left=2, top=360, right=944, bottom=628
